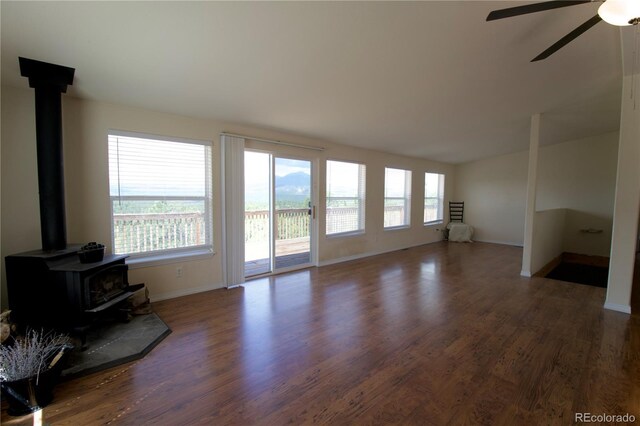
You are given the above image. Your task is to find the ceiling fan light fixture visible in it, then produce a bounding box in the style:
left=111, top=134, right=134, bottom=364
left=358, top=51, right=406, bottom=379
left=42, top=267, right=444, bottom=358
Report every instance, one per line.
left=598, top=0, right=640, bottom=26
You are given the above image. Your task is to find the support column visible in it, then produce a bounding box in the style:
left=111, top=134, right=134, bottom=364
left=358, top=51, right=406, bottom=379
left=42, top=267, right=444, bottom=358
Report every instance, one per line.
left=521, top=113, right=541, bottom=277
left=605, top=29, right=640, bottom=314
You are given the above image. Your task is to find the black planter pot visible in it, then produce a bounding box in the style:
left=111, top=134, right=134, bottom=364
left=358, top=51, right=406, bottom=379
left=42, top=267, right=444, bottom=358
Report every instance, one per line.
left=0, top=346, right=71, bottom=416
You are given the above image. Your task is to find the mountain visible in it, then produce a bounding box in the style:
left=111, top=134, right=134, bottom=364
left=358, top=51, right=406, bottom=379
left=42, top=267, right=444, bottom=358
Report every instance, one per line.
left=275, top=172, right=310, bottom=203
left=275, top=171, right=309, bottom=188
left=245, top=171, right=310, bottom=206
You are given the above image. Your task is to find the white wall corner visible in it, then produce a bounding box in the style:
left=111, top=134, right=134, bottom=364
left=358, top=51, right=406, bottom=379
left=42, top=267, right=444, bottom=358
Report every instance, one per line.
left=473, top=238, right=524, bottom=247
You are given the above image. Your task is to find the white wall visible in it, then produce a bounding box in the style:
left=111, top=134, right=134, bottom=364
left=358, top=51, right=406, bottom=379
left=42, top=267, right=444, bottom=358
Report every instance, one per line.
left=537, top=132, right=619, bottom=257
left=1, top=84, right=40, bottom=307
left=1, top=85, right=453, bottom=307
left=530, top=209, right=566, bottom=274
left=453, top=150, right=528, bottom=245
left=454, top=132, right=619, bottom=249
left=561, top=209, right=614, bottom=257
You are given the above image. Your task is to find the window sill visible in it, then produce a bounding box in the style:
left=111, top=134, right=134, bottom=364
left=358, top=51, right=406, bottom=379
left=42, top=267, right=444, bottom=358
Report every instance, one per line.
left=126, top=248, right=214, bottom=269
left=326, top=230, right=365, bottom=239
left=424, top=221, right=444, bottom=227
left=384, top=225, right=411, bottom=231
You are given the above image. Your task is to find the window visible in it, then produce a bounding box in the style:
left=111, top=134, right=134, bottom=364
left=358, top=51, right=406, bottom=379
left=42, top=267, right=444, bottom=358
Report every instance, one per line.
left=326, top=160, right=366, bottom=235
left=424, top=172, right=445, bottom=224
left=384, top=167, right=411, bottom=228
left=108, top=132, right=212, bottom=259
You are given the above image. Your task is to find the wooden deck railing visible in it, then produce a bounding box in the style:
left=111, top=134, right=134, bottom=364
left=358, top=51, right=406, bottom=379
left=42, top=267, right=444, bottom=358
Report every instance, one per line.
left=245, top=209, right=310, bottom=242
left=114, top=206, right=439, bottom=254
left=113, top=213, right=205, bottom=254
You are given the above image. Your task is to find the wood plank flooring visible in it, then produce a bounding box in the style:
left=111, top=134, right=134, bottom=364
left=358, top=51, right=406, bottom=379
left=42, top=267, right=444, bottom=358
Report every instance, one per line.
left=2, top=242, right=639, bottom=425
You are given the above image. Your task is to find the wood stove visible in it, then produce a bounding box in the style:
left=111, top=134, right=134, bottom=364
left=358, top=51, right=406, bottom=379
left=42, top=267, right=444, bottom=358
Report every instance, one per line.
left=5, top=247, right=132, bottom=329
left=4, top=58, right=136, bottom=339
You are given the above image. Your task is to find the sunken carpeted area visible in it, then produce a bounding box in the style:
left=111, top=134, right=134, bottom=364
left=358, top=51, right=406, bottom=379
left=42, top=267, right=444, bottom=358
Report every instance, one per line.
left=545, top=262, right=609, bottom=288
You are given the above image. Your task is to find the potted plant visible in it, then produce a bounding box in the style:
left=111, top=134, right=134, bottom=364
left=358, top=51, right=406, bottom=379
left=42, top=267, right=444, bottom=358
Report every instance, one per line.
left=0, top=329, right=72, bottom=416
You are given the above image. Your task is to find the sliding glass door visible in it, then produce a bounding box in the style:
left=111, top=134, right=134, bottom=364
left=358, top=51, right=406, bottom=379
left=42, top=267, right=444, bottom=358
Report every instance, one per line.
left=274, top=157, right=311, bottom=269
left=244, top=151, right=272, bottom=276
left=244, top=152, right=313, bottom=277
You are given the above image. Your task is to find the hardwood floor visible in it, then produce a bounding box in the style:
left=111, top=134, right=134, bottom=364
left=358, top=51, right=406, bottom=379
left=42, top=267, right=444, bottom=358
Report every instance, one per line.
left=2, top=242, right=639, bottom=425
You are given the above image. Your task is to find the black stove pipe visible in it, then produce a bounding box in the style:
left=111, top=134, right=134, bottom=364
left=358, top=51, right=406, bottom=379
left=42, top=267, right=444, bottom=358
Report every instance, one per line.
left=19, top=57, right=75, bottom=251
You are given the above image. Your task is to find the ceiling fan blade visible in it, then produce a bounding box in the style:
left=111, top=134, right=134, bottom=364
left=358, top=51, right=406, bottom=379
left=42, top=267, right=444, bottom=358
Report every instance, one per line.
left=531, top=14, right=602, bottom=61
left=486, top=0, right=592, bottom=21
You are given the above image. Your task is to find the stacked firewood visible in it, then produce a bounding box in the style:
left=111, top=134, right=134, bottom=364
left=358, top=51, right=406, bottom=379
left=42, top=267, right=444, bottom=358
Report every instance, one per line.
left=128, top=284, right=152, bottom=315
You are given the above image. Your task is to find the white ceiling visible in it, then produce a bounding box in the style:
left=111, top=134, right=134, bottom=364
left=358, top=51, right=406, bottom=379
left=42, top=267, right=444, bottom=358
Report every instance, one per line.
left=1, top=1, right=623, bottom=164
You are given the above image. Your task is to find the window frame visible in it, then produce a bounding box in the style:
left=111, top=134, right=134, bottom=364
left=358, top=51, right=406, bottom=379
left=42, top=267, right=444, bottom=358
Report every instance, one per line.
left=108, top=130, right=214, bottom=265
left=383, top=167, right=412, bottom=230
left=325, top=159, right=366, bottom=237
left=424, top=172, right=445, bottom=226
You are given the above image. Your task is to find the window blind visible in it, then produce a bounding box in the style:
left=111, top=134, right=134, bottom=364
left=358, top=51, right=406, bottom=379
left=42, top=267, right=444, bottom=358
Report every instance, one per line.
left=326, top=160, right=366, bottom=235
left=108, top=132, right=212, bottom=257
left=424, top=172, right=445, bottom=224
left=384, top=167, right=412, bottom=228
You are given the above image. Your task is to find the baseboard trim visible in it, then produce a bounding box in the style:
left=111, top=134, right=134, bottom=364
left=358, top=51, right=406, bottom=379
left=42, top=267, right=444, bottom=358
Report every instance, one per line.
left=226, top=284, right=243, bottom=289
left=474, top=239, right=523, bottom=247
left=318, top=240, right=440, bottom=267
left=151, top=281, right=224, bottom=302
left=603, top=302, right=632, bottom=314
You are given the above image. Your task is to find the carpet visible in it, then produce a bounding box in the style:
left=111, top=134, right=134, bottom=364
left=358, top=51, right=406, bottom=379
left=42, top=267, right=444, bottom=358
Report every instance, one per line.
left=545, top=262, right=609, bottom=288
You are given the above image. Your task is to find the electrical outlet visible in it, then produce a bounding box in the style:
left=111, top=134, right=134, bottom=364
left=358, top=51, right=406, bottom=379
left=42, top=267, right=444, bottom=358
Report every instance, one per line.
left=176, top=266, right=183, bottom=278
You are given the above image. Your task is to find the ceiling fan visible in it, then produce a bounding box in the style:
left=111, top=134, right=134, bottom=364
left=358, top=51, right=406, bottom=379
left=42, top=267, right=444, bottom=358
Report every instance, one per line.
left=486, top=0, right=640, bottom=61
